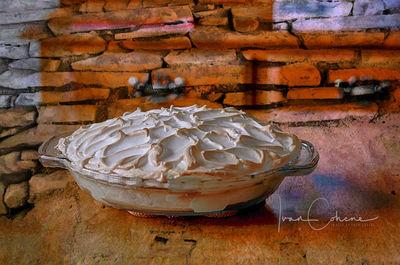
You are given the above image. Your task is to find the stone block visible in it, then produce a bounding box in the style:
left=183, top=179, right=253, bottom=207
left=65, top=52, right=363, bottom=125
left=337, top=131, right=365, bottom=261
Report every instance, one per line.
left=79, top=0, right=105, bottom=13
left=115, top=23, right=193, bottom=39
left=21, top=150, right=39, bottom=161
left=28, top=170, right=74, bottom=203
left=0, top=22, right=52, bottom=44
left=120, top=36, right=192, bottom=50
left=233, top=17, right=259, bottom=32
left=0, top=152, right=21, bottom=175
left=41, top=88, right=110, bottom=104
left=0, top=124, right=80, bottom=153
left=287, top=87, right=344, bottom=100
left=9, top=58, right=60, bottom=71
left=0, top=96, right=12, bottom=108
left=242, top=49, right=357, bottom=63
left=223, top=90, right=285, bottom=106
left=0, top=8, right=73, bottom=25
left=0, top=182, right=6, bottom=214
left=231, top=6, right=273, bottom=23
left=29, top=33, right=106, bottom=57
left=384, top=31, right=400, bottom=49
left=4, top=181, right=28, bottom=209
left=361, top=50, right=400, bottom=67
left=329, top=68, right=400, bottom=83
left=354, top=0, right=385, bottom=15
left=190, top=26, right=298, bottom=49
left=0, top=0, right=59, bottom=12
left=38, top=105, right=97, bottom=123
left=300, top=32, right=385, bottom=49
left=143, top=0, right=193, bottom=7
left=293, top=14, right=400, bottom=32
left=15, top=93, right=41, bottom=106
left=104, top=0, right=129, bottom=11
left=0, top=70, right=39, bottom=89
left=71, top=52, right=163, bottom=72
left=0, top=109, right=36, bottom=128
left=0, top=58, right=7, bottom=74
left=48, top=5, right=193, bottom=35
left=0, top=43, right=29, bottom=59
left=199, top=16, right=229, bottom=26
left=164, top=50, right=238, bottom=66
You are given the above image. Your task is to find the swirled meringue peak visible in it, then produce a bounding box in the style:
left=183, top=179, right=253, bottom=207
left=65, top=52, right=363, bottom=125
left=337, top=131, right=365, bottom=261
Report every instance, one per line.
left=56, top=105, right=301, bottom=183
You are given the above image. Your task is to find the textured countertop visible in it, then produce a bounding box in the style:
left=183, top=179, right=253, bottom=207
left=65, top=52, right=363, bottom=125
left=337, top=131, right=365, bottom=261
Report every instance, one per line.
left=1, top=112, right=399, bottom=265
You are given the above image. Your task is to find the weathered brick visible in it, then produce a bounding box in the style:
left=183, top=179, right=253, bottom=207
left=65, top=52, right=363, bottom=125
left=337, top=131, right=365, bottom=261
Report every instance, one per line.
left=0, top=124, right=80, bottom=153
left=190, top=26, right=298, bottom=49
left=329, top=68, right=400, bottom=83
left=293, top=14, right=400, bottom=32
left=287, top=87, right=344, bottom=100
left=38, top=105, right=97, bottom=123
left=361, top=50, right=400, bottom=67
left=120, top=36, right=192, bottom=50
left=41, top=88, right=110, bottom=104
left=0, top=43, right=29, bottom=59
left=29, top=33, right=106, bottom=57
left=48, top=5, right=193, bottom=35
left=71, top=52, right=163, bottom=72
left=242, top=49, right=357, bottom=63
left=199, top=16, right=229, bottom=26
left=300, top=32, right=385, bottom=49
left=384, top=31, right=400, bottom=49
left=164, top=50, right=238, bottom=66
left=108, top=97, right=222, bottom=118
left=79, top=0, right=105, bottom=13
left=0, top=109, right=36, bottom=128
left=233, top=17, right=259, bottom=32
left=39, top=72, right=149, bottom=88
left=246, top=103, right=379, bottom=123
left=223, top=90, right=285, bottom=106
left=231, top=6, right=272, bottom=23
left=115, top=23, right=193, bottom=39
left=9, top=58, right=60, bottom=71
left=0, top=7, right=73, bottom=25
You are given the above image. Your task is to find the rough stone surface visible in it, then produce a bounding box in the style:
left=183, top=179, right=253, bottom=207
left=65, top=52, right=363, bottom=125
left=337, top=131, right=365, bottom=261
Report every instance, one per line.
left=104, top=0, right=129, bottom=11
left=242, top=49, right=357, bottom=63
left=3, top=182, right=28, bottom=209
left=71, top=52, right=163, bottom=72
left=79, top=0, right=105, bottom=13
left=0, top=59, right=7, bottom=74
left=15, top=93, right=41, bottom=106
left=29, top=33, right=106, bottom=57
left=0, top=96, right=12, bottom=109
left=0, top=22, right=52, bottom=44
left=233, top=17, right=259, bottom=32
left=361, top=50, right=400, bottom=67
left=300, top=32, right=385, bottom=49
left=28, top=170, right=74, bottom=204
left=41, top=88, right=110, bottom=104
left=115, top=24, right=193, bottom=40
left=38, top=105, right=98, bottom=123
left=143, top=0, right=193, bottom=7
left=384, top=32, right=400, bottom=49
left=190, top=26, right=298, bottom=49
left=0, top=124, right=80, bottom=154
left=48, top=5, right=193, bottom=35
left=21, top=150, right=38, bottom=161
left=0, top=152, right=21, bottom=175
left=287, top=87, right=344, bottom=100
left=354, top=0, right=385, bottom=15
left=1, top=113, right=400, bottom=264
left=199, top=16, right=229, bottom=26
left=329, top=68, right=400, bottom=83
left=0, top=70, right=39, bottom=89
left=0, top=182, right=6, bottom=215
left=223, top=90, right=285, bottom=106
left=9, top=58, right=60, bottom=72
left=0, top=8, right=73, bottom=25
left=293, top=14, right=400, bottom=32
left=164, top=50, right=238, bottom=66
left=0, top=128, right=21, bottom=139
left=120, top=37, right=192, bottom=50
left=0, top=0, right=59, bottom=12
left=384, top=0, right=400, bottom=9
left=0, top=43, right=29, bottom=59
left=0, top=109, right=36, bottom=128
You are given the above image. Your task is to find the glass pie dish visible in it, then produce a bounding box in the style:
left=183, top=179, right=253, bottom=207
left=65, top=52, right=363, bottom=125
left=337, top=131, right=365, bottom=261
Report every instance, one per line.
left=38, top=106, right=319, bottom=217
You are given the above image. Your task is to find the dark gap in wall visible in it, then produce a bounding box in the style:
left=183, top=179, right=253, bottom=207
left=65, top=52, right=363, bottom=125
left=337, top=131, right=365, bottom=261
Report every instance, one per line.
left=6, top=203, right=34, bottom=220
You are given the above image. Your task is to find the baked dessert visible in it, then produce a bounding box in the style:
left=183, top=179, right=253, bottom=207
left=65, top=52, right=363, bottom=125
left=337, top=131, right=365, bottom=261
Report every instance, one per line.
left=48, top=105, right=310, bottom=214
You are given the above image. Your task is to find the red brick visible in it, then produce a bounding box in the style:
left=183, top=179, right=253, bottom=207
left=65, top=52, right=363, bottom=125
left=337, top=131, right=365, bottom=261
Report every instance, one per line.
left=190, top=26, right=298, bottom=49
left=41, top=88, right=110, bottom=104
left=37, top=33, right=106, bottom=57
left=242, top=49, right=357, bottom=63
left=38, top=105, right=97, bottom=123
left=108, top=97, right=222, bottom=118
left=287, top=87, right=343, bottom=100
left=300, top=32, right=385, bottom=49
left=329, top=68, right=400, bottom=83
left=361, top=50, right=400, bottom=67
left=71, top=52, right=163, bottom=72
left=384, top=31, right=400, bottom=49
left=40, top=72, right=149, bottom=88
left=223, top=90, right=285, bottom=106
left=48, top=6, right=193, bottom=35
left=120, top=37, right=192, bottom=50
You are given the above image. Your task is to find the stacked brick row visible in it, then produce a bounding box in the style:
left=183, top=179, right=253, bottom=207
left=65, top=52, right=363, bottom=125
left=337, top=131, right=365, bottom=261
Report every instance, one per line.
left=1, top=0, right=400, bottom=215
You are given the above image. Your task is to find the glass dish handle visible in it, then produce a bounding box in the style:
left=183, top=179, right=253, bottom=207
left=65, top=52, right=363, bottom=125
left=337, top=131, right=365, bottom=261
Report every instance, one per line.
left=280, top=140, right=319, bottom=177
left=38, top=133, right=70, bottom=169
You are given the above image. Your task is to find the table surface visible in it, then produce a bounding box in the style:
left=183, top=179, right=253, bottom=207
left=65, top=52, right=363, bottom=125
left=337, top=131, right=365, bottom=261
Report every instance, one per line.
left=1, top=113, right=400, bottom=265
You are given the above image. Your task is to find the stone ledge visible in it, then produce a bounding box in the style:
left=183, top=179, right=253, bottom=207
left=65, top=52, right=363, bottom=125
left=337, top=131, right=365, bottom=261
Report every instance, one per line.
left=299, top=32, right=385, bottom=49
left=120, top=36, right=192, bottom=50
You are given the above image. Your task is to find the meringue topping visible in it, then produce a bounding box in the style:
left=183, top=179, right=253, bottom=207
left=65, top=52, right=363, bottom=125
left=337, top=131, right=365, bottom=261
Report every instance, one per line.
left=56, top=105, right=301, bottom=183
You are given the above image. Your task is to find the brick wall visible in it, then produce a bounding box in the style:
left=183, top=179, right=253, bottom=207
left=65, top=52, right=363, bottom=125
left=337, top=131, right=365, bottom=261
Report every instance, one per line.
left=1, top=0, right=400, bottom=215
